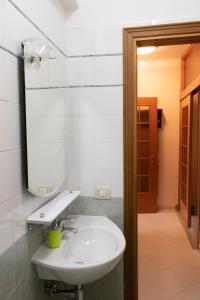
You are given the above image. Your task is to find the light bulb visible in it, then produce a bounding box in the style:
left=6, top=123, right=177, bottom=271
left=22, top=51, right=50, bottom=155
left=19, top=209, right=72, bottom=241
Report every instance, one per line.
left=137, top=46, right=156, bottom=55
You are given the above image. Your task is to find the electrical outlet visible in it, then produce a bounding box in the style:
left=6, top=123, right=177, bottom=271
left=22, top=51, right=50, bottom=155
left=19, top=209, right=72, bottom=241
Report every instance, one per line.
left=37, top=185, right=53, bottom=194
left=95, top=187, right=111, bottom=200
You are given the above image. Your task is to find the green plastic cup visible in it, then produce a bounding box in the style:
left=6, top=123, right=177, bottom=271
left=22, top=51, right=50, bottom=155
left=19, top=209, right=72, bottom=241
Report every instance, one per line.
left=47, top=228, right=62, bottom=248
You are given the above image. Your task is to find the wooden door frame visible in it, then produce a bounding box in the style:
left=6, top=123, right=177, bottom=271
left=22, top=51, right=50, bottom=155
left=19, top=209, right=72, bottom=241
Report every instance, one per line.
left=123, top=21, right=200, bottom=300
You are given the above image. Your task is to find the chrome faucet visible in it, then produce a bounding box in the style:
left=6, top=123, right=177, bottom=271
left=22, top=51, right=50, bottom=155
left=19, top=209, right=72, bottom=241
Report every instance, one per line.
left=52, top=217, right=78, bottom=233
left=62, top=226, right=78, bottom=233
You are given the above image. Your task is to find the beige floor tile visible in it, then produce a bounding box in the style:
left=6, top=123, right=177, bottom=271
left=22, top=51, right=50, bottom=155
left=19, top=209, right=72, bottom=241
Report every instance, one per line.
left=138, top=276, right=168, bottom=300
left=152, top=261, right=200, bottom=298
left=138, top=211, right=200, bottom=300
left=169, top=283, right=200, bottom=300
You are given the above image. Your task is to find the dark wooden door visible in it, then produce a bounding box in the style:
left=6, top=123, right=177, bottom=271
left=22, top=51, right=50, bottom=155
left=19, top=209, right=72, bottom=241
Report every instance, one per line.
left=179, top=95, right=191, bottom=225
left=137, top=98, right=158, bottom=213
left=189, top=89, right=200, bottom=247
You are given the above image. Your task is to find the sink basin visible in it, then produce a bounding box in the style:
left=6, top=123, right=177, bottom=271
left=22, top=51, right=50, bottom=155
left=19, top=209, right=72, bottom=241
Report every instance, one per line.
left=32, top=215, right=126, bottom=285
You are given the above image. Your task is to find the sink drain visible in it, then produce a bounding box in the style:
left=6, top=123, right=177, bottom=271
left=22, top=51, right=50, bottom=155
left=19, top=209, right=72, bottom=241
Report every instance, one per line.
left=75, top=261, right=84, bottom=265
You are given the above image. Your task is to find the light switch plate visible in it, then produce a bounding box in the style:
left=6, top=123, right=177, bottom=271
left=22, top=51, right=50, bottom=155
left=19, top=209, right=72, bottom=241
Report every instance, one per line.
left=95, top=187, right=111, bottom=200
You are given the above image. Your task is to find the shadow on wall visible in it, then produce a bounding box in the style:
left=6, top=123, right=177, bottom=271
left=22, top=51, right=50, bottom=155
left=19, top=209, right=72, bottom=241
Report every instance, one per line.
left=159, top=110, right=166, bottom=132
left=50, top=0, right=79, bottom=19
left=17, top=57, right=28, bottom=190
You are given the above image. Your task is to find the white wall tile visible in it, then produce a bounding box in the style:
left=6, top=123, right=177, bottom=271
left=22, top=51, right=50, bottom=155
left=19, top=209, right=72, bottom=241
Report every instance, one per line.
left=27, top=115, right=71, bottom=142
left=0, top=0, right=6, bottom=45
left=0, top=151, right=12, bottom=202
left=0, top=194, right=22, bottom=219
left=7, top=103, right=21, bottom=150
left=0, top=100, right=9, bottom=151
left=93, top=25, right=123, bottom=54
left=46, top=28, right=66, bottom=53
left=25, top=60, right=49, bottom=88
left=65, top=26, right=94, bottom=55
left=95, top=143, right=123, bottom=170
left=28, top=168, right=66, bottom=195
left=69, top=142, right=95, bottom=170
left=0, top=150, right=23, bottom=203
left=26, top=89, right=67, bottom=115
left=69, top=170, right=95, bottom=196
left=63, top=89, right=77, bottom=115
left=93, top=86, right=122, bottom=115
left=28, top=142, right=69, bottom=169
left=0, top=102, right=21, bottom=151
left=94, top=56, right=123, bottom=85
left=65, top=115, right=79, bottom=141
left=49, top=58, right=66, bottom=87
left=72, top=115, right=96, bottom=142
left=95, top=170, right=123, bottom=197
left=94, top=115, right=123, bottom=142
left=61, top=0, right=200, bottom=27
left=8, top=150, right=23, bottom=198
left=0, top=49, right=8, bottom=101
left=6, top=53, right=21, bottom=103
left=5, top=1, right=39, bottom=56
left=66, top=87, right=94, bottom=115
left=0, top=208, right=13, bottom=255
left=66, top=57, right=94, bottom=86
left=33, top=196, right=50, bottom=211
left=13, top=195, right=34, bottom=241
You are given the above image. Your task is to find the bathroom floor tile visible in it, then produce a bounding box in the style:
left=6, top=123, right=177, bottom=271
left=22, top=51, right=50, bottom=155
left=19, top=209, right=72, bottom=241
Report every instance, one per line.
left=138, top=211, right=200, bottom=300
left=169, top=283, right=200, bottom=300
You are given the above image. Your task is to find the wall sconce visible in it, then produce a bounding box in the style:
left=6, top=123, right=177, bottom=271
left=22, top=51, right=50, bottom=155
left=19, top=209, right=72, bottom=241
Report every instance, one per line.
left=22, top=38, right=50, bottom=71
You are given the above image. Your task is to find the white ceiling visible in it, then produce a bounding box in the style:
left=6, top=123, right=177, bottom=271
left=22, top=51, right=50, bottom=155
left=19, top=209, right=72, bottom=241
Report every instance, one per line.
left=138, top=44, right=189, bottom=61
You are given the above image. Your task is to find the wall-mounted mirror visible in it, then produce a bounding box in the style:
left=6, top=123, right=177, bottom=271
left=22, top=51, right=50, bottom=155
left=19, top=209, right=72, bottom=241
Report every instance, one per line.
left=23, top=38, right=68, bottom=197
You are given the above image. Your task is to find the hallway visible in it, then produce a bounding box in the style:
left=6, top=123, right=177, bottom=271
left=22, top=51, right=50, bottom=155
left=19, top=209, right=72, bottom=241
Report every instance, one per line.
left=138, top=211, right=200, bottom=300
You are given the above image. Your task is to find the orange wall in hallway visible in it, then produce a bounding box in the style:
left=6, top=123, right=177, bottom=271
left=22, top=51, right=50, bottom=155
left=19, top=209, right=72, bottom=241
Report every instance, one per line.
left=138, top=58, right=181, bottom=209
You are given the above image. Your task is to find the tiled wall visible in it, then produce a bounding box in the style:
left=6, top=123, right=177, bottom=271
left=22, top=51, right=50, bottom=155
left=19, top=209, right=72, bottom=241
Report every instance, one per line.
left=63, top=0, right=200, bottom=28
left=0, top=1, right=66, bottom=299
left=62, top=25, right=124, bottom=300
left=12, top=0, right=67, bottom=52
left=0, top=0, right=125, bottom=299
left=65, top=26, right=124, bottom=198
left=0, top=2, right=124, bottom=300
left=66, top=86, right=123, bottom=197
left=0, top=0, right=66, bottom=256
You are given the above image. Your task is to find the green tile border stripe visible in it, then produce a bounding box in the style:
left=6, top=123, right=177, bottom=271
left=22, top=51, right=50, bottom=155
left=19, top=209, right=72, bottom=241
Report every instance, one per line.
left=26, top=84, right=123, bottom=90
left=8, top=0, right=66, bottom=57
left=67, top=53, right=122, bottom=58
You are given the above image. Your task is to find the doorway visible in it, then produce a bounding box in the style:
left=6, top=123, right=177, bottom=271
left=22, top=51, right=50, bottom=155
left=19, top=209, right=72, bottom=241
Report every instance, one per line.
left=123, top=22, right=200, bottom=300
left=137, top=42, right=200, bottom=299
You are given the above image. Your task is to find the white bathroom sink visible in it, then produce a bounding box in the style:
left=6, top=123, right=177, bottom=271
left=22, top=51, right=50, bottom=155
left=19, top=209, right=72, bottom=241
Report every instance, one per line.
left=32, top=215, right=126, bottom=285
